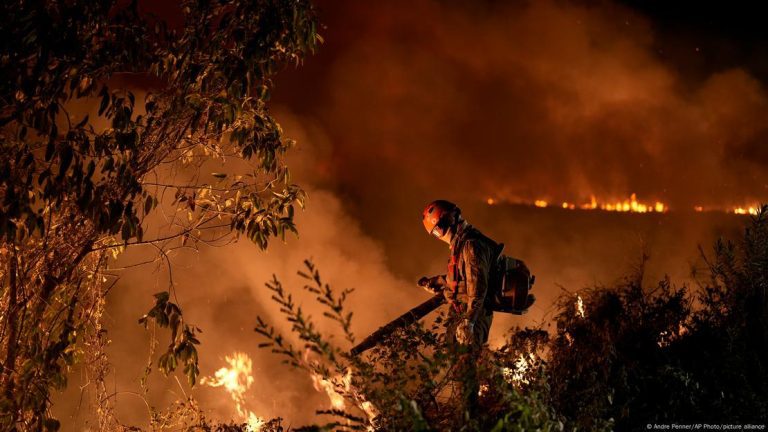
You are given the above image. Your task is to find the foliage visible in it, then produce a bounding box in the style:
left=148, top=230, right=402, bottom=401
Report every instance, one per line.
left=0, top=0, right=318, bottom=428
left=255, top=209, right=768, bottom=431
left=255, top=260, right=564, bottom=432
left=515, top=205, right=768, bottom=430
left=139, top=291, right=201, bottom=386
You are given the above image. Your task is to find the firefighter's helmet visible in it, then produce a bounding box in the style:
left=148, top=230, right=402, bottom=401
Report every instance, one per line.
left=422, top=200, right=460, bottom=238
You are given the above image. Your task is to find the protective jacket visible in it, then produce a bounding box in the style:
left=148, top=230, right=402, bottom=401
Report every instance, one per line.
left=444, top=222, right=503, bottom=344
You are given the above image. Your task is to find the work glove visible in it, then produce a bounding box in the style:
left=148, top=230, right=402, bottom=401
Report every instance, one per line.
left=456, top=319, right=474, bottom=345
left=417, top=275, right=446, bottom=295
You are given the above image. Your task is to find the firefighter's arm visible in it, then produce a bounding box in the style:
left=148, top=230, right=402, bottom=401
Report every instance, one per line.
left=417, top=274, right=447, bottom=295
left=463, top=240, right=490, bottom=325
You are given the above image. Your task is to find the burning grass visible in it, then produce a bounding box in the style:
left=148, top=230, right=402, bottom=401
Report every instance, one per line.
left=487, top=193, right=761, bottom=215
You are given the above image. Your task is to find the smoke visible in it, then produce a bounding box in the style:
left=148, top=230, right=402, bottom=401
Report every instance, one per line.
left=52, top=0, right=763, bottom=427
left=278, top=0, right=767, bottom=235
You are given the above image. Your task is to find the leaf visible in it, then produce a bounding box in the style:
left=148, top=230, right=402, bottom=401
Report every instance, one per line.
left=144, top=195, right=153, bottom=215
left=75, top=114, right=89, bottom=129
left=98, top=86, right=110, bottom=115
left=58, top=146, right=73, bottom=177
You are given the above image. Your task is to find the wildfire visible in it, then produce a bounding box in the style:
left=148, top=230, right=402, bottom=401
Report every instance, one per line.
left=310, top=369, right=349, bottom=410
left=657, top=322, right=690, bottom=348
left=309, top=368, right=378, bottom=427
left=201, top=352, right=265, bottom=431
left=485, top=194, right=763, bottom=215
left=576, top=295, right=585, bottom=318
left=733, top=206, right=760, bottom=215
left=502, top=352, right=537, bottom=386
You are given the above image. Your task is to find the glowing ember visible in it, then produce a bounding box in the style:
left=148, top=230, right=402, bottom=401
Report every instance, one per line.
left=657, top=322, right=690, bottom=348
left=502, top=352, right=536, bottom=385
left=576, top=295, right=585, bottom=318
left=734, top=206, right=759, bottom=215
left=201, top=352, right=265, bottom=431
left=534, top=200, right=548, bottom=208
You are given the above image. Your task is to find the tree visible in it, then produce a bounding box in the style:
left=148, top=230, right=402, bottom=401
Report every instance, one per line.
left=0, top=0, right=319, bottom=429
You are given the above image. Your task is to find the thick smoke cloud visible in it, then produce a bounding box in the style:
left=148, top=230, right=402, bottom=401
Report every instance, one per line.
left=54, top=0, right=762, bottom=427
left=273, top=0, right=768, bottom=278
left=283, top=2, right=768, bottom=205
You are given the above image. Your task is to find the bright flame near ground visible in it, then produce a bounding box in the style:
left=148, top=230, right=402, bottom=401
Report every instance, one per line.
left=502, top=352, right=536, bottom=386
left=201, top=352, right=265, bottom=431
left=734, top=206, right=760, bottom=215
left=657, top=322, right=690, bottom=348
left=576, top=295, right=585, bottom=318
left=309, top=368, right=378, bottom=430
left=310, top=369, right=351, bottom=410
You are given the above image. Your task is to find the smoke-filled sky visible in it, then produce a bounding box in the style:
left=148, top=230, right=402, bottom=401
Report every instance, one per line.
left=278, top=0, right=768, bottom=203
left=54, top=0, right=767, bottom=428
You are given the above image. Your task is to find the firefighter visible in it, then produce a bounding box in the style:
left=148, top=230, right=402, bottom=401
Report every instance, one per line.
left=419, top=199, right=502, bottom=411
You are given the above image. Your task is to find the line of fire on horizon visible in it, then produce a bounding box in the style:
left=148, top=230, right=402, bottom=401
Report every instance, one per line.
left=485, top=193, right=762, bottom=216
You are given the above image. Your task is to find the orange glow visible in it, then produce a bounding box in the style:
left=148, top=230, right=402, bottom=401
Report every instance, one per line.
left=733, top=206, right=759, bottom=215
left=531, top=194, right=667, bottom=213
left=491, top=194, right=762, bottom=215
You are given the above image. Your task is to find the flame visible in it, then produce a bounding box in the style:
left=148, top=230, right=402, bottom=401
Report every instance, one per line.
left=590, top=193, right=665, bottom=213
left=201, top=352, right=265, bottom=431
left=310, top=369, right=350, bottom=410
left=734, top=206, right=760, bottom=215
left=485, top=195, right=763, bottom=215
left=309, top=368, right=378, bottom=428
left=657, top=322, right=690, bottom=348
left=576, top=295, right=585, bottom=318
left=360, top=400, right=379, bottom=423
left=490, top=194, right=668, bottom=213
left=502, top=352, right=536, bottom=386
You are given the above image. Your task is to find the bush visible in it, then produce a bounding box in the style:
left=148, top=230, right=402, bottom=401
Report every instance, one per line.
left=256, top=208, right=768, bottom=431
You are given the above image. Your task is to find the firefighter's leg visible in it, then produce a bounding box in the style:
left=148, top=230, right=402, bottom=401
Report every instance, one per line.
left=462, top=308, right=494, bottom=414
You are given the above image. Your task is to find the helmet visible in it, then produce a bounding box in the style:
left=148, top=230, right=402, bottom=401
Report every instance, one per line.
left=422, top=200, right=460, bottom=238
